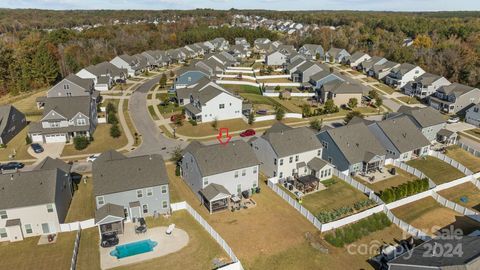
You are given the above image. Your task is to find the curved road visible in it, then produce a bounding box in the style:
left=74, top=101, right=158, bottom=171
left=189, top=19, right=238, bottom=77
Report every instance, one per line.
left=128, top=76, right=186, bottom=159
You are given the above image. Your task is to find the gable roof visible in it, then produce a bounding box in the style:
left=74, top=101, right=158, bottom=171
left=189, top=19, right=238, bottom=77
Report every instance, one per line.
left=397, top=106, right=445, bottom=128
left=360, top=56, right=386, bottom=70
left=64, top=74, right=94, bottom=90
left=372, top=116, right=430, bottom=153
left=183, top=140, right=259, bottom=177
left=261, top=122, right=323, bottom=157
left=93, top=150, right=168, bottom=196
left=323, top=80, right=366, bottom=94
left=438, top=82, right=476, bottom=97
left=0, top=105, right=21, bottom=134
left=42, top=96, right=91, bottom=120
left=0, top=169, right=69, bottom=210
left=95, top=203, right=124, bottom=223
left=34, top=157, right=72, bottom=173
left=348, top=51, right=369, bottom=62
left=412, top=72, right=444, bottom=85
left=323, top=122, right=386, bottom=164
left=200, top=183, right=231, bottom=201
left=390, top=63, right=418, bottom=76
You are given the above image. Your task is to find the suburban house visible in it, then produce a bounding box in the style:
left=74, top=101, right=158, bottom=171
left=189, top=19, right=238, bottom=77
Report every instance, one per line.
left=388, top=236, right=480, bottom=270
left=93, top=150, right=170, bottom=235
left=429, top=83, right=480, bottom=114
left=266, top=50, right=288, bottom=66
left=291, top=61, right=325, bottom=84
left=175, top=77, right=210, bottom=106
left=325, top=48, right=351, bottom=63
left=174, top=66, right=211, bottom=89
left=317, top=122, right=387, bottom=174
left=183, top=81, right=243, bottom=123
left=0, top=105, right=27, bottom=146
left=359, top=56, right=387, bottom=75
left=310, top=71, right=344, bottom=89
left=249, top=122, right=333, bottom=181
left=181, top=140, right=260, bottom=214
left=228, top=44, right=251, bottom=59
left=0, top=168, right=72, bottom=242
left=235, top=38, right=250, bottom=48
left=285, top=58, right=307, bottom=74
left=76, top=61, right=127, bottom=91
left=298, top=44, right=324, bottom=60
left=110, top=54, right=145, bottom=76
left=389, top=106, right=447, bottom=143
left=403, top=73, right=451, bottom=99
left=195, top=58, right=226, bottom=77
left=346, top=52, right=371, bottom=68
left=368, top=116, right=430, bottom=161
left=210, top=38, right=229, bottom=51
left=29, top=75, right=98, bottom=144
left=466, top=103, right=480, bottom=127
left=372, top=61, right=400, bottom=80
left=385, top=63, right=426, bottom=89
left=317, top=80, right=366, bottom=106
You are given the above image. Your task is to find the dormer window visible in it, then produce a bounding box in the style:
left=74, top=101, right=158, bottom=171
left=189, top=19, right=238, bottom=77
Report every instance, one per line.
left=63, top=84, right=70, bottom=90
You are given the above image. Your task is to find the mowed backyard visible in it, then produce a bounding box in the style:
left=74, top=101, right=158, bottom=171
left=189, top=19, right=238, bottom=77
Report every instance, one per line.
left=167, top=165, right=396, bottom=269
left=391, top=197, right=480, bottom=236
left=406, top=156, right=465, bottom=185
left=438, top=182, right=480, bottom=212
left=356, top=165, right=419, bottom=193
left=445, top=146, right=480, bottom=173
left=65, top=175, right=95, bottom=223
left=0, top=232, right=77, bottom=270
left=76, top=211, right=229, bottom=270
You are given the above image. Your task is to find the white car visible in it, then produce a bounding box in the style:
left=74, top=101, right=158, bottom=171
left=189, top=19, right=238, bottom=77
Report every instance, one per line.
left=447, top=116, right=460, bottom=124
left=86, top=154, right=101, bottom=162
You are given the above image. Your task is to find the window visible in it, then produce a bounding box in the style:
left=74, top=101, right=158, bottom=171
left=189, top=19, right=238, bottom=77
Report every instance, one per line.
left=0, top=210, right=7, bottom=219
left=137, top=189, right=143, bottom=198
left=274, top=158, right=277, bottom=165
left=321, top=141, right=328, bottom=149
left=237, top=184, right=242, bottom=193
left=203, top=177, right=209, bottom=186
left=253, top=167, right=257, bottom=174
left=321, top=170, right=324, bottom=178
left=0, top=228, right=7, bottom=238
left=289, top=157, right=293, bottom=163
left=291, top=169, right=295, bottom=176
left=318, top=149, right=322, bottom=156
left=279, top=159, right=283, bottom=166
left=253, top=181, right=257, bottom=188
left=273, top=171, right=277, bottom=177
left=146, top=188, right=153, bottom=197
left=142, top=205, right=148, bottom=214
left=25, top=224, right=33, bottom=234
left=97, top=196, right=104, bottom=206
left=63, top=84, right=70, bottom=90
left=403, top=153, right=408, bottom=159
left=77, top=119, right=87, bottom=126
left=279, top=172, right=283, bottom=178
left=46, top=204, right=54, bottom=213
left=162, top=201, right=168, bottom=208
left=51, top=122, right=60, bottom=128
left=295, top=155, right=299, bottom=162
left=234, top=171, right=239, bottom=178
left=219, top=104, right=225, bottom=109
left=242, top=169, right=246, bottom=176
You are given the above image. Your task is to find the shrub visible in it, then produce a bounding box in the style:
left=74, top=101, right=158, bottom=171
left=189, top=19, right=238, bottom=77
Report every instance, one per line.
left=110, top=124, right=121, bottom=138
left=106, top=102, right=116, bottom=114
left=73, top=136, right=90, bottom=150
left=189, top=119, right=197, bottom=126
left=317, top=199, right=376, bottom=223
left=108, top=111, right=118, bottom=125
left=275, top=107, right=285, bottom=121
left=175, top=165, right=181, bottom=176
left=25, top=135, right=32, bottom=145
left=379, top=178, right=430, bottom=203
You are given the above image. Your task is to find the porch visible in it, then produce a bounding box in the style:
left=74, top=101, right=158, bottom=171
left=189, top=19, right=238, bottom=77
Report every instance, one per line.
left=199, top=183, right=231, bottom=214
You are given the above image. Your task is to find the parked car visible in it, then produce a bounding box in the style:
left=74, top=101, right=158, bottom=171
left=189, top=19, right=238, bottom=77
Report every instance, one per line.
left=100, top=232, right=119, bottom=248
left=240, top=129, right=256, bottom=137
left=31, top=143, right=44, bottom=154
left=256, top=110, right=268, bottom=115
left=86, top=154, right=101, bottom=163
left=170, top=114, right=186, bottom=122
left=447, top=116, right=460, bottom=124
left=1, top=162, right=25, bottom=171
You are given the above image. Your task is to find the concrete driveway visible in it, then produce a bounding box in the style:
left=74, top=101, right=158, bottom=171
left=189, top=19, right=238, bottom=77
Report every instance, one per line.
left=128, top=77, right=186, bottom=159
left=445, top=122, right=476, bottom=133
left=27, top=142, right=65, bottom=162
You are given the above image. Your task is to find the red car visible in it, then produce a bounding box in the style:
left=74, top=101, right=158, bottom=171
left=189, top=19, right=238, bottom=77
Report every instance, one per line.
left=170, top=114, right=185, bottom=122
left=240, top=129, right=256, bottom=137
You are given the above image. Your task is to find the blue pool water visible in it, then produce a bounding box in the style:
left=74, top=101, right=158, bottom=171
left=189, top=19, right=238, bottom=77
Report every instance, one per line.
left=110, top=239, right=158, bottom=259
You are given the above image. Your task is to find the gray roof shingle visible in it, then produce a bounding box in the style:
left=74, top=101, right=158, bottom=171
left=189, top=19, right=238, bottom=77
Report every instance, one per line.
left=397, top=106, right=445, bottom=128
left=95, top=203, right=124, bottom=223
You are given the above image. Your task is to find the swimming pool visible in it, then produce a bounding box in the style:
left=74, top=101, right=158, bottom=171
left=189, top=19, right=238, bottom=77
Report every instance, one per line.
left=110, top=239, right=158, bottom=259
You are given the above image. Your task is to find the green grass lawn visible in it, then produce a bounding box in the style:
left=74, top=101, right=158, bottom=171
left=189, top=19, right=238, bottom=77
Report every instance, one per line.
left=374, top=83, right=395, bottom=94
left=0, top=232, right=76, bottom=270
left=148, top=105, right=159, bottom=120
left=356, top=165, right=419, bottom=193
left=407, top=156, right=465, bottom=184
left=123, top=100, right=141, bottom=147
left=438, top=182, right=480, bottom=212
left=239, top=93, right=292, bottom=113
left=300, top=178, right=370, bottom=215
left=0, top=126, right=34, bottom=161
left=65, top=175, right=95, bottom=222
left=157, top=103, right=182, bottom=115
left=222, top=84, right=262, bottom=95
left=397, top=96, right=422, bottom=105
left=445, top=146, right=480, bottom=173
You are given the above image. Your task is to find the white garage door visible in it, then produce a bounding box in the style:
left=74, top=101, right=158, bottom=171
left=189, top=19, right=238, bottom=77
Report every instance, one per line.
left=45, top=134, right=67, bottom=143
left=31, top=134, right=44, bottom=143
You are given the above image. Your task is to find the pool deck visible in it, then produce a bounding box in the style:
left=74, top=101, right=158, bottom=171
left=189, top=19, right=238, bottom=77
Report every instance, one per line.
left=100, top=223, right=189, bottom=269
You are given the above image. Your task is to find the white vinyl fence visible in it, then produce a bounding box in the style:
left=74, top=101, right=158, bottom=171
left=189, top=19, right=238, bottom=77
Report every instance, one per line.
left=217, top=74, right=257, bottom=81
left=254, top=113, right=303, bottom=122
left=384, top=206, right=432, bottom=241
left=431, top=191, right=480, bottom=222
left=60, top=219, right=95, bottom=232
left=70, top=229, right=81, bottom=270
left=170, top=202, right=243, bottom=269
left=263, top=82, right=302, bottom=87
left=332, top=169, right=384, bottom=204
left=428, top=151, right=473, bottom=175
left=216, top=80, right=260, bottom=87
left=255, top=75, right=290, bottom=79
left=224, top=69, right=255, bottom=74
left=227, top=67, right=253, bottom=70
left=320, top=205, right=384, bottom=232
left=457, top=141, right=480, bottom=157
left=393, top=160, right=436, bottom=189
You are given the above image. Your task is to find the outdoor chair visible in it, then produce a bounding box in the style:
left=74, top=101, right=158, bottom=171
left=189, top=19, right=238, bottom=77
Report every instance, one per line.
left=166, top=224, right=175, bottom=235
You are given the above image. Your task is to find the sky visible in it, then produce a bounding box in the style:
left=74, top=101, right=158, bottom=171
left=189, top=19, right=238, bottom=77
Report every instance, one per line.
left=0, top=0, right=479, bottom=11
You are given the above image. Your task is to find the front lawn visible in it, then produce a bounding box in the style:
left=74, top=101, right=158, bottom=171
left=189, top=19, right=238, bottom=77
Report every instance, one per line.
left=397, top=96, right=422, bottom=105
left=0, top=126, right=34, bottom=161
left=173, top=118, right=278, bottom=137
left=65, top=175, right=95, bottom=223
left=157, top=103, right=182, bottom=115
left=392, top=197, right=480, bottom=236
left=406, top=156, right=465, bottom=185
left=374, top=83, right=395, bottom=94
left=438, top=182, right=480, bottom=212
left=0, top=232, right=76, bottom=270
left=356, top=165, right=419, bottom=193
left=445, top=146, right=480, bottom=172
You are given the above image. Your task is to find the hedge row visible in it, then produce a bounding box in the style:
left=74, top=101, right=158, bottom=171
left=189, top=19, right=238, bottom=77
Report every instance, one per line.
left=324, top=213, right=391, bottom=247
left=379, top=178, right=429, bottom=203
left=316, top=199, right=376, bottom=223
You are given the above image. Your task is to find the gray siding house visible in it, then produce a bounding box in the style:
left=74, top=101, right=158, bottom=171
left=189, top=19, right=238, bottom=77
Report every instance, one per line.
left=298, top=44, right=324, bottom=60
left=93, top=150, right=170, bottom=234
left=317, top=122, right=386, bottom=174
left=429, top=83, right=480, bottom=114
left=466, top=103, right=480, bottom=127
left=325, top=48, right=351, bottom=63
left=390, top=106, right=447, bottom=142
left=181, top=140, right=259, bottom=214
left=174, top=66, right=210, bottom=89
left=292, top=61, right=325, bottom=83
left=0, top=105, right=27, bottom=145
left=266, top=50, right=288, bottom=66
left=403, top=73, right=451, bottom=99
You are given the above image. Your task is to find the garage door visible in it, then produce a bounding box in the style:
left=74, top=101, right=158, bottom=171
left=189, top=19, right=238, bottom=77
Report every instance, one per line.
left=31, top=134, right=44, bottom=143
left=45, top=134, right=67, bottom=143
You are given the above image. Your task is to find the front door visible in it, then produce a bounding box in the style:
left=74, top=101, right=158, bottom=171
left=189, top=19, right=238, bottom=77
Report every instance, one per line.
left=41, top=223, right=50, bottom=234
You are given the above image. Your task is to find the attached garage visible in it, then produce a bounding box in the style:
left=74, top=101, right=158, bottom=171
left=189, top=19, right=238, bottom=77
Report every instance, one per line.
left=31, top=133, right=44, bottom=143
left=44, top=134, right=67, bottom=143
